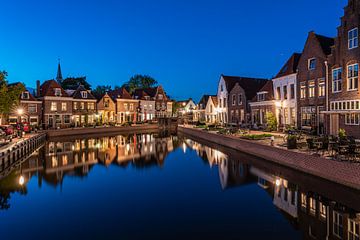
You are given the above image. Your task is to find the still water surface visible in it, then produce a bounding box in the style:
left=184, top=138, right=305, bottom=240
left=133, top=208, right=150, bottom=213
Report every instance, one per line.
left=0, top=132, right=359, bottom=240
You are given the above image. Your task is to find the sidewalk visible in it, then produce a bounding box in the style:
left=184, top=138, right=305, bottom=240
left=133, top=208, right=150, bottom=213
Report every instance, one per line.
left=0, top=133, right=40, bottom=152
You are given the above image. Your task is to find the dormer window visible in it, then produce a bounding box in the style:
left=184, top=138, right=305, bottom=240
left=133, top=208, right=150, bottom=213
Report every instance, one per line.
left=81, top=91, right=88, bottom=98
left=348, top=28, right=358, bottom=50
left=145, top=96, right=150, bottom=100
left=308, top=58, right=316, bottom=70
left=22, top=92, right=29, bottom=99
left=54, top=88, right=62, bottom=97
left=257, top=92, right=266, bottom=102
left=158, top=94, right=163, bottom=100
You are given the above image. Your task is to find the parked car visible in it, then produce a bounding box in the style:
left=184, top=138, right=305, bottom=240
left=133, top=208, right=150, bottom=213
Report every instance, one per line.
left=0, top=125, right=15, bottom=136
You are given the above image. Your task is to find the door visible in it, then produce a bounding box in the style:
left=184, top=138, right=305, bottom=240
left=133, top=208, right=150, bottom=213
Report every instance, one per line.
left=48, top=116, right=54, bottom=129
left=330, top=114, right=339, bottom=136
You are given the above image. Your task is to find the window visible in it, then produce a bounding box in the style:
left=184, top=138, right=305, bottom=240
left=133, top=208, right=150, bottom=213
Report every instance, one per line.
left=124, top=103, right=128, bottom=111
left=300, top=83, right=306, bottom=99
left=345, top=113, right=360, bottom=125
left=81, top=91, right=88, bottom=98
left=61, top=102, right=67, bottom=111
left=28, top=104, right=37, bottom=113
left=232, top=95, right=236, bottom=106
left=301, top=193, right=307, bottom=209
left=284, top=108, right=289, bottom=124
left=73, top=102, right=78, bottom=110
left=290, top=108, right=296, bottom=125
left=64, top=115, right=71, bottom=124
left=333, top=211, right=343, bottom=238
left=283, top=86, right=288, bottom=100
left=257, top=93, right=265, bottom=102
left=238, top=94, right=242, bottom=105
left=88, top=103, right=95, bottom=110
left=333, top=68, right=343, bottom=92
left=309, top=197, right=316, bottom=215
left=130, top=103, right=134, bottom=111
left=348, top=64, right=359, bottom=90
left=276, top=87, right=281, bottom=100
left=22, top=92, right=29, bottom=99
left=349, top=28, right=358, bottom=49
left=309, top=81, right=315, bottom=98
left=158, top=94, right=163, bottom=100
left=348, top=219, right=359, bottom=240
left=54, top=88, right=62, bottom=97
left=221, top=85, right=223, bottom=92
left=51, top=102, right=57, bottom=111
left=223, top=98, right=227, bottom=108
left=290, top=84, right=295, bottom=99
left=319, top=202, right=327, bottom=219
left=308, top=58, right=316, bottom=70
left=318, top=79, right=325, bottom=97
left=80, top=102, right=84, bottom=110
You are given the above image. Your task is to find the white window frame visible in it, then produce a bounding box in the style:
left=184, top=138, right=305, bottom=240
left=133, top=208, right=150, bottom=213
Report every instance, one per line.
left=348, top=219, right=360, bottom=240
left=318, top=79, right=326, bottom=97
left=61, top=102, right=67, bottom=111
left=28, top=104, right=37, bottom=113
left=22, top=92, right=30, bottom=99
left=348, top=64, right=359, bottom=91
left=50, top=102, right=57, bottom=111
left=308, top=81, right=315, bottom=98
left=308, top=58, right=316, bottom=70
left=345, top=113, right=360, bottom=125
left=81, top=91, right=88, bottom=98
left=333, top=211, right=343, bottom=238
left=300, top=83, right=306, bottom=99
left=349, top=27, right=359, bottom=50
left=54, top=88, right=62, bottom=97
left=332, top=68, right=343, bottom=93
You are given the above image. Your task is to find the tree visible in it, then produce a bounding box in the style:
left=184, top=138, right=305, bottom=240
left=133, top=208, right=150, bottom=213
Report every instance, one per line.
left=60, top=76, right=91, bottom=90
left=92, top=85, right=112, bottom=97
left=265, top=112, right=277, bottom=132
left=0, top=71, right=25, bottom=119
left=122, top=74, right=158, bottom=94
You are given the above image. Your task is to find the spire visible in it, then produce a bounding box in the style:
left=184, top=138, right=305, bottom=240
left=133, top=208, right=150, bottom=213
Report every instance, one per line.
left=56, top=58, right=63, bottom=83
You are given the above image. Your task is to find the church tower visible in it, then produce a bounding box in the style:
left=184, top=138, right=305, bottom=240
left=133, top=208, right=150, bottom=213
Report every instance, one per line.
left=56, top=59, right=63, bottom=83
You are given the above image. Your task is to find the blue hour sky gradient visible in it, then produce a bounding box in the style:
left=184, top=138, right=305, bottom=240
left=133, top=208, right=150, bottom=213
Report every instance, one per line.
left=0, top=0, right=347, bottom=101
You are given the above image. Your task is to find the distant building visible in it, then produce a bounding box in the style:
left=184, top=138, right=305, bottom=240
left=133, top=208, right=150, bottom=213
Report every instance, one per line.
left=194, top=95, right=212, bottom=122
left=96, top=93, right=116, bottom=124
left=205, top=95, right=218, bottom=124
left=177, top=98, right=196, bottom=122
left=133, top=89, right=156, bottom=121
left=108, top=87, right=140, bottom=124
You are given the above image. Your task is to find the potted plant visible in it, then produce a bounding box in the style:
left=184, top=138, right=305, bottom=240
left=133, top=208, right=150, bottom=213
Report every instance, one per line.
left=287, top=134, right=297, bottom=149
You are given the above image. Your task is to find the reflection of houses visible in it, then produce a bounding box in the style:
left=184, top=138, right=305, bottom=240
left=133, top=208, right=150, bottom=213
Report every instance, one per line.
left=218, top=158, right=254, bottom=190
left=273, top=177, right=298, bottom=218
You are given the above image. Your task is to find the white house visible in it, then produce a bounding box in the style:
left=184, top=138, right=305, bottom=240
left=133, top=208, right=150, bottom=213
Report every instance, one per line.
left=205, top=96, right=218, bottom=124
left=272, top=53, right=301, bottom=128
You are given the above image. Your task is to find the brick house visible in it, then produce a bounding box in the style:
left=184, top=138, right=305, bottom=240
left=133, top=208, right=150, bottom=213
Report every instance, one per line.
left=136, top=86, right=173, bottom=118
left=108, top=87, right=140, bottom=124
left=273, top=53, right=302, bottom=128
left=217, top=75, right=268, bottom=125
left=249, top=81, right=275, bottom=127
left=297, top=31, right=334, bottom=134
left=133, top=89, right=156, bottom=121
left=325, top=0, right=360, bottom=137
left=96, top=93, right=116, bottom=124
left=67, top=85, right=97, bottom=127
left=37, top=80, right=73, bottom=129
left=8, top=84, right=42, bottom=126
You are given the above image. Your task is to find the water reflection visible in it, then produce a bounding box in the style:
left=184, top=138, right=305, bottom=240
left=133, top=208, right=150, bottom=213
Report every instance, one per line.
left=0, top=133, right=359, bottom=240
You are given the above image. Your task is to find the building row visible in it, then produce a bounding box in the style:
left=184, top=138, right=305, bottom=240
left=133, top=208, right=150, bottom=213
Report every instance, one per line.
left=186, top=0, right=360, bottom=137
left=7, top=64, right=173, bottom=129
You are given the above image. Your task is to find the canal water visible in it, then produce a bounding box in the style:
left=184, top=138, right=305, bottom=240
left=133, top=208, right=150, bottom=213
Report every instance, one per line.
left=0, top=132, right=359, bottom=240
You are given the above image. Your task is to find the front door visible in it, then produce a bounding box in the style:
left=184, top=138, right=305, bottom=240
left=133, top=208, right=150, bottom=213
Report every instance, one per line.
left=330, top=114, right=339, bottom=136
left=48, top=116, right=54, bottom=129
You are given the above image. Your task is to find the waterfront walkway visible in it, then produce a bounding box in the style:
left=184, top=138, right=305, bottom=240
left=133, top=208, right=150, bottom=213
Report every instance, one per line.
left=179, top=126, right=360, bottom=190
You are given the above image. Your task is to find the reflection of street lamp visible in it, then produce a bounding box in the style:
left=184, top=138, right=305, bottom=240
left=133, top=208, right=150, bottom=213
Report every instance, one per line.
left=275, top=178, right=281, bottom=187
left=19, top=175, right=25, bottom=186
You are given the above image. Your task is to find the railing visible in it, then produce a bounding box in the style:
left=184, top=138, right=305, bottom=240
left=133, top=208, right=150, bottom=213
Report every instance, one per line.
left=0, top=133, right=46, bottom=175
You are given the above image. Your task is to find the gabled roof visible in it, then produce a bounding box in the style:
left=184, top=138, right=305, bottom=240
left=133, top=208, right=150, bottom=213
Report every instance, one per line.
left=275, top=53, right=302, bottom=79
left=210, top=96, right=218, bottom=107
left=71, top=85, right=96, bottom=100
left=108, top=87, right=132, bottom=100
left=133, top=89, right=150, bottom=100
left=20, top=90, right=39, bottom=102
left=314, top=33, right=334, bottom=56
left=136, top=86, right=169, bottom=101
left=252, top=80, right=274, bottom=102
left=40, top=80, right=69, bottom=97
left=198, top=95, right=214, bottom=109
left=221, top=75, right=269, bottom=100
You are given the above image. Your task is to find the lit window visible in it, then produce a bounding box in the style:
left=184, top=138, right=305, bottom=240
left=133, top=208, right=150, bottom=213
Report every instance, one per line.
left=319, top=202, right=327, bottom=219
left=51, top=102, right=57, bottom=111
left=300, top=83, right=306, bottom=99
left=318, top=79, right=325, bottom=97
left=73, top=102, right=77, bottom=110
left=309, top=197, right=316, bottom=215
left=61, top=102, right=67, bottom=111
left=277, top=87, right=281, bottom=100
left=333, top=68, right=343, bottom=92
left=80, top=102, right=84, bottom=110
left=301, top=193, right=307, bottom=209
left=308, top=58, right=316, bottom=70
left=333, top=211, right=343, bottom=238
left=348, top=64, right=359, bottom=90
left=283, top=86, right=288, bottom=100
left=124, top=103, right=128, bottom=111
left=348, top=219, right=360, bottom=240
left=349, top=28, right=359, bottom=50
left=130, top=103, right=134, bottom=111
left=308, top=81, right=315, bottom=98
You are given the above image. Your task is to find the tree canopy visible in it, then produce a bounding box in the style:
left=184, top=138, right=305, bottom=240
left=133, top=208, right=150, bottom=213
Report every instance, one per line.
left=60, top=76, right=91, bottom=90
left=0, top=71, right=25, bottom=116
left=92, top=85, right=113, bottom=97
left=122, top=74, right=158, bottom=94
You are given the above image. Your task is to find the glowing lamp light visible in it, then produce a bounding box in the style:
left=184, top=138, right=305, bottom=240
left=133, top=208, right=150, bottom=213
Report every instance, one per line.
left=275, top=178, right=281, bottom=187
left=17, top=108, right=24, bottom=115
left=19, top=175, right=25, bottom=186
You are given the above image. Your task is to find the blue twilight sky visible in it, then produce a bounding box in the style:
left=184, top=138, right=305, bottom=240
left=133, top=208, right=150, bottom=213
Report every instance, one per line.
left=0, top=0, right=347, bottom=101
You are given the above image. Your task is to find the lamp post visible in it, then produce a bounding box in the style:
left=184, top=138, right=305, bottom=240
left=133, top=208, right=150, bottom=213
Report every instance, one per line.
left=17, top=108, right=24, bottom=138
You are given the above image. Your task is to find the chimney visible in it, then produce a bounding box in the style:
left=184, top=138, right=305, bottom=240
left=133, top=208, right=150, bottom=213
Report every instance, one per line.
left=36, top=80, right=40, bottom=97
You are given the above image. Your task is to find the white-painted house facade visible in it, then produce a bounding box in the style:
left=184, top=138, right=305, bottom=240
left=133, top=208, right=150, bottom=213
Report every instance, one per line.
left=205, top=96, right=218, bottom=124
left=272, top=53, right=301, bottom=128
left=217, top=76, right=229, bottom=124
